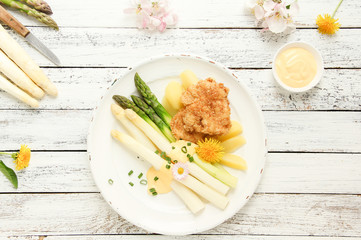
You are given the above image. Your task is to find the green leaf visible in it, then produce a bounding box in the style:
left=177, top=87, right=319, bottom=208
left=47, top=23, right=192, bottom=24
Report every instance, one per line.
left=0, top=160, right=18, bottom=189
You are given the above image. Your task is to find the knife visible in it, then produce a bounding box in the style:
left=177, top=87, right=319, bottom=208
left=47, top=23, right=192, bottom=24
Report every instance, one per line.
left=0, top=5, right=60, bottom=65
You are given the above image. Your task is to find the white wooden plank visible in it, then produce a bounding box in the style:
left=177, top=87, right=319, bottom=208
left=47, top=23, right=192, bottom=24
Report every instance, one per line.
left=0, top=110, right=91, bottom=151
left=4, top=0, right=361, bottom=28
left=0, top=193, right=359, bottom=236
left=5, top=28, right=361, bottom=68
left=265, top=111, right=361, bottom=153
left=1, top=153, right=360, bottom=194
left=238, top=69, right=361, bottom=111
left=1, top=69, right=360, bottom=111
left=258, top=153, right=361, bottom=194
left=0, top=111, right=359, bottom=152
left=7, top=235, right=361, bottom=240
left=0, top=152, right=95, bottom=193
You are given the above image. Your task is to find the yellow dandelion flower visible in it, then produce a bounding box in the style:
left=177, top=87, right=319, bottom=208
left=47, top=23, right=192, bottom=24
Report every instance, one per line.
left=316, top=14, right=340, bottom=35
left=316, top=0, right=343, bottom=35
left=196, top=138, right=224, bottom=163
left=13, top=145, right=31, bottom=171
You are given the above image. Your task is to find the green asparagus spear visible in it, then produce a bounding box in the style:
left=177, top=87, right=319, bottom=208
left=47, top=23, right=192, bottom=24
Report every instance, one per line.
left=19, top=0, right=53, bottom=14
left=0, top=0, right=58, bottom=30
left=134, top=73, right=172, bottom=127
left=131, top=95, right=175, bottom=142
left=113, top=95, right=162, bottom=135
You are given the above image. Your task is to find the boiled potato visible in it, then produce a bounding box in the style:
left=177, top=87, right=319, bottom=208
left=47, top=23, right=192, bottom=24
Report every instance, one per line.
left=221, top=135, right=246, bottom=153
left=180, top=70, right=198, bottom=89
left=220, top=153, right=247, bottom=170
left=218, top=120, right=243, bottom=142
left=165, top=81, right=183, bottom=110
left=162, top=97, right=178, bottom=116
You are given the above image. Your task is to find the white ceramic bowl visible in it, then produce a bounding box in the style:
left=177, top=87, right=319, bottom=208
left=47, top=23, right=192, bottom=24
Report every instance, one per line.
left=272, top=41, right=324, bottom=93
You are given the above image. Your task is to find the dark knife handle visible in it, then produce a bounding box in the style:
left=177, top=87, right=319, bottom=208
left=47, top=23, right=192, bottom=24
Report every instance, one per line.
left=0, top=5, right=29, bottom=37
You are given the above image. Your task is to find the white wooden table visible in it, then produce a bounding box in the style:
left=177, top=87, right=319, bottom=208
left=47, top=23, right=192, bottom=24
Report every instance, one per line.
left=0, top=0, right=360, bottom=239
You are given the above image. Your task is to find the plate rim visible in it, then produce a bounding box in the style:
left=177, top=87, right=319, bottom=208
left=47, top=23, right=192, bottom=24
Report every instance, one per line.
left=87, top=53, right=268, bottom=235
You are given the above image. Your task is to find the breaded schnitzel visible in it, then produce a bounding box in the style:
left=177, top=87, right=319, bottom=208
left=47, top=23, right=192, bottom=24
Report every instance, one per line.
left=170, top=78, right=231, bottom=142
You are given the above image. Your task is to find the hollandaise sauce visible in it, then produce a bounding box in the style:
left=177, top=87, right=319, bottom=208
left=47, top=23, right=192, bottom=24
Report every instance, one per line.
left=276, top=47, right=317, bottom=88
left=146, top=164, right=173, bottom=195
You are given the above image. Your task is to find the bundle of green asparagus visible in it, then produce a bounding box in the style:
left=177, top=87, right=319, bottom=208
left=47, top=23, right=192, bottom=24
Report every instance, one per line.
left=113, top=73, right=176, bottom=143
left=0, top=0, right=58, bottom=30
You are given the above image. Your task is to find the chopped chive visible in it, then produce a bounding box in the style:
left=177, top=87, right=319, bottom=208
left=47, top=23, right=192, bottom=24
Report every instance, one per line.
left=152, top=192, right=158, bottom=196
left=129, top=182, right=134, bottom=187
left=187, top=154, right=190, bottom=158
left=181, top=146, right=187, bottom=153
left=172, top=146, right=175, bottom=150
left=173, top=160, right=178, bottom=163
left=187, top=142, right=191, bottom=146
left=140, top=179, right=147, bottom=185
left=128, top=170, right=133, bottom=176
left=189, top=156, right=194, bottom=162
left=108, top=179, right=113, bottom=185
left=165, top=157, right=171, bottom=161
left=154, top=176, right=159, bottom=181
left=138, top=173, right=143, bottom=179
left=160, top=152, right=166, bottom=158
left=155, top=150, right=159, bottom=154
left=166, top=164, right=171, bottom=169
left=149, top=188, right=156, bottom=193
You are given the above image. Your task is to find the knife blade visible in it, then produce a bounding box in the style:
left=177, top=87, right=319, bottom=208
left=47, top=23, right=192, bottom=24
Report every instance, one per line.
left=0, top=5, right=60, bottom=65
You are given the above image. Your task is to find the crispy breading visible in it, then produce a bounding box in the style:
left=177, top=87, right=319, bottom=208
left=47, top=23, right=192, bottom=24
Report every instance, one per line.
left=170, top=108, right=206, bottom=143
left=170, top=78, right=231, bottom=142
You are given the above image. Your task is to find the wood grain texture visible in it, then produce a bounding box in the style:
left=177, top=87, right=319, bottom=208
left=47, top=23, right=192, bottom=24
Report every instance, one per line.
left=0, top=0, right=359, bottom=238
left=5, top=28, right=361, bottom=68
left=258, top=153, right=361, bottom=194
left=0, top=152, right=95, bottom=193
left=3, top=0, right=361, bottom=28
left=0, top=152, right=360, bottom=194
left=0, top=110, right=359, bottom=152
left=0, top=193, right=360, bottom=236
left=0, top=69, right=360, bottom=111
left=7, top=237, right=361, bottom=240
left=0, top=5, right=30, bottom=37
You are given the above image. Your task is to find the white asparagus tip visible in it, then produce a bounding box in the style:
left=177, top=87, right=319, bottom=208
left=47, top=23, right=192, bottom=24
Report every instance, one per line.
left=47, top=85, right=58, bottom=97
left=111, top=103, right=124, bottom=116
left=111, top=129, right=123, bottom=141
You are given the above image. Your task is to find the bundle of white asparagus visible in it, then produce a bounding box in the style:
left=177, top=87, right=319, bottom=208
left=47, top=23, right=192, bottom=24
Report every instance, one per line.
left=0, top=24, right=58, bottom=107
left=111, top=104, right=236, bottom=214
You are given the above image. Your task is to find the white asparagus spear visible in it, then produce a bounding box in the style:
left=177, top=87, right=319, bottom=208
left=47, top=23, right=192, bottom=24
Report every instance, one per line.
left=125, top=109, right=172, bottom=153
left=170, top=181, right=205, bottom=214
left=0, top=73, right=38, bottom=108
left=178, top=174, right=229, bottom=210
left=188, top=163, right=230, bottom=195
left=0, top=50, right=44, bottom=99
left=111, top=129, right=163, bottom=170
left=124, top=108, right=231, bottom=194
left=0, top=25, right=58, bottom=96
left=111, top=104, right=157, bottom=152
left=111, top=130, right=229, bottom=210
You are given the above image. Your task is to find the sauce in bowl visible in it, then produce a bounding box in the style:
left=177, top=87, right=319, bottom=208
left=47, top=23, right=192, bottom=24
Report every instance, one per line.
left=272, top=42, right=324, bottom=93
left=275, top=47, right=317, bottom=88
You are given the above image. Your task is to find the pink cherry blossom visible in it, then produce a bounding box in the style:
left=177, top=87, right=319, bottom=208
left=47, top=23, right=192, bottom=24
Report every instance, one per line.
left=247, top=0, right=299, bottom=34
left=124, top=0, right=178, bottom=32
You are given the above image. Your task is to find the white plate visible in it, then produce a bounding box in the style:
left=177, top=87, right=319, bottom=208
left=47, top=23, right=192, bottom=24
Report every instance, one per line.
left=88, top=54, right=267, bottom=235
